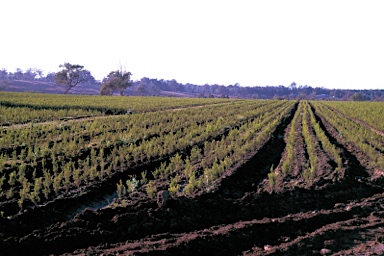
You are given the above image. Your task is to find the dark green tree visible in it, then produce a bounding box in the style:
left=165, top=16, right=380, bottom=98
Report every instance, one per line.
left=99, top=68, right=132, bottom=96
left=349, top=92, right=364, bottom=101
left=54, top=63, right=94, bottom=94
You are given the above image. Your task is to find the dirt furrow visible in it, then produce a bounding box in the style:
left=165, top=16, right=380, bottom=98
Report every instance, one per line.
left=325, top=104, right=384, bottom=138
left=65, top=191, right=384, bottom=256
left=309, top=103, right=373, bottom=178
left=87, top=209, right=358, bottom=255
left=0, top=115, right=239, bottom=236
left=252, top=192, right=384, bottom=255
left=0, top=103, right=298, bottom=255
left=1, top=102, right=229, bottom=130
left=3, top=101, right=384, bottom=255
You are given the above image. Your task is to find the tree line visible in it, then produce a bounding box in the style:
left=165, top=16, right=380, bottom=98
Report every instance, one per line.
left=1, top=65, right=383, bottom=101
left=129, top=79, right=384, bottom=101
left=0, top=63, right=132, bottom=95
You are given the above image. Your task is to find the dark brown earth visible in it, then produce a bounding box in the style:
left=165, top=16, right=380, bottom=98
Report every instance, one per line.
left=1, top=103, right=384, bottom=256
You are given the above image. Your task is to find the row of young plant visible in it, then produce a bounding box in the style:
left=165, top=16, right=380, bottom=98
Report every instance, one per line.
left=301, top=101, right=318, bottom=181
left=14, top=98, right=280, bottom=206
left=0, top=100, right=287, bottom=213
left=0, top=92, right=234, bottom=118
left=267, top=100, right=302, bottom=189
left=267, top=101, right=344, bottom=190
left=114, top=100, right=296, bottom=201
left=0, top=104, right=102, bottom=126
left=312, top=101, right=384, bottom=171
left=0, top=99, right=275, bottom=155
left=196, top=100, right=295, bottom=192
left=306, top=102, right=343, bottom=170
left=319, top=101, right=384, bottom=132
left=1, top=103, right=216, bottom=150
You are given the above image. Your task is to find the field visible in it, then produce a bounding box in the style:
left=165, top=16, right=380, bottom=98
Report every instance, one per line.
left=1, top=92, right=384, bottom=255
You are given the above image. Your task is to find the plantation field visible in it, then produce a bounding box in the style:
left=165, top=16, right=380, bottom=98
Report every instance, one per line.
left=1, top=92, right=384, bottom=255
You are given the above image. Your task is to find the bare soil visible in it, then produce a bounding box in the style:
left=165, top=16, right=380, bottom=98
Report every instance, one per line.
left=1, top=103, right=384, bottom=256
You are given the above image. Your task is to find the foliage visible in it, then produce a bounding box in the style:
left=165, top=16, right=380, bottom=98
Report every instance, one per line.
left=349, top=93, right=364, bottom=101
left=54, top=63, right=94, bottom=94
left=312, top=101, right=384, bottom=171
left=2, top=94, right=382, bottom=216
left=99, top=68, right=132, bottom=96
left=146, top=181, right=157, bottom=199
left=268, top=165, right=277, bottom=189
left=126, top=176, right=139, bottom=193
left=168, top=176, right=180, bottom=196
left=301, top=102, right=317, bottom=181
left=116, top=179, right=127, bottom=199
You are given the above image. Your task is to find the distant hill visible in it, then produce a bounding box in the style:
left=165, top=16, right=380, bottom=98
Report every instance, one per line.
left=0, top=80, right=198, bottom=97
left=0, top=80, right=100, bottom=95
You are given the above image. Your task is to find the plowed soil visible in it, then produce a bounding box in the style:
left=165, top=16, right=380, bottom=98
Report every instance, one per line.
left=1, top=103, right=384, bottom=256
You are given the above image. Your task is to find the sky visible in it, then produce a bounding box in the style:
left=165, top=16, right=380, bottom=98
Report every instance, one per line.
left=1, top=0, right=383, bottom=90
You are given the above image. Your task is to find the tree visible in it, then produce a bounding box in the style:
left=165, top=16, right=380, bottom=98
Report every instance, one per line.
left=0, top=68, right=9, bottom=90
left=78, top=70, right=97, bottom=85
left=13, top=68, right=24, bottom=80
left=99, top=68, right=132, bottom=96
left=0, top=68, right=8, bottom=80
left=42, top=72, right=56, bottom=82
left=54, top=63, right=93, bottom=94
left=349, top=92, right=364, bottom=101
left=24, top=68, right=43, bottom=80
left=289, top=82, right=297, bottom=90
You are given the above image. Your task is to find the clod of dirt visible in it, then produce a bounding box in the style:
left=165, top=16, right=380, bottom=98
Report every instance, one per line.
left=320, top=248, right=332, bottom=255
left=157, top=190, right=169, bottom=208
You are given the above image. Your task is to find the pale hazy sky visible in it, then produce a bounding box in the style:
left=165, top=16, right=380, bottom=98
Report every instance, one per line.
left=1, top=0, right=383, bottom=89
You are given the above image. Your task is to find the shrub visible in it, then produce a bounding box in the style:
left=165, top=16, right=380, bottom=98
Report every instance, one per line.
left=140, top=170, right=148, bottom=185
left=168, top=176, right=180, bottom=197
left=116, top=180, right=127, bottom=199
left=146, top=180, right=157, bottom=199
left=268, top=165, right=277, bottom=189
left=126, top=176, right=139, bottom=193
left=184, top=173, right=196, bottom=195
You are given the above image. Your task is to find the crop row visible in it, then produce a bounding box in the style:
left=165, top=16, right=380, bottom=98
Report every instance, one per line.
left=306, top=102, right=343, bottom=169
left=311, top=101, right=384, bottom=171
left=0, top=104, right=103, bottom=126
left=0, top=100, right=275, bottom=154
left=267, top=100, right=307, bottom=189
left=0, top=92, right=235, bottom=119
left=319, top=101, right=384, bottom=132
left=0, top=99, right=290, bottom=214
left=115, top=100, right=296, bottom=201
left=301, top=101, right=318, bottom=181
left=268, top=101, right=345, bottom=190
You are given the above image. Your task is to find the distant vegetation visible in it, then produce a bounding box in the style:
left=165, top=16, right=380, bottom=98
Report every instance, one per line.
left=0, top=66, right=383, bottom=100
